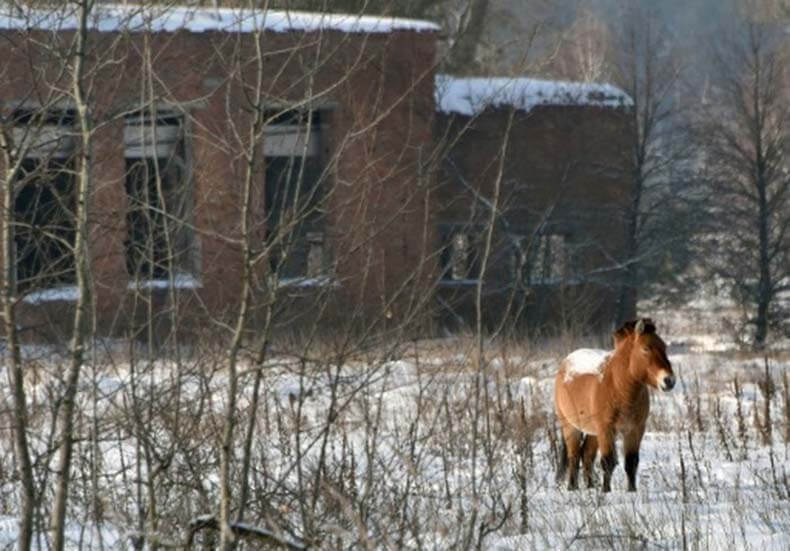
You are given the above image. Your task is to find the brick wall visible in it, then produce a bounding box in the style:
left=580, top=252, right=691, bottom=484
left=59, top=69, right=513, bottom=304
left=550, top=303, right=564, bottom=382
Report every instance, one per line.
left=0, top=25, right=438, bottom=338
left=435, top=104, right=635, bottom=332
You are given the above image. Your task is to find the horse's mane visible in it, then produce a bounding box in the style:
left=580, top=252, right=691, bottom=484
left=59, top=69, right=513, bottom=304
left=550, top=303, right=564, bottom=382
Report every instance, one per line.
left=613, top=318, right=656, bottom=342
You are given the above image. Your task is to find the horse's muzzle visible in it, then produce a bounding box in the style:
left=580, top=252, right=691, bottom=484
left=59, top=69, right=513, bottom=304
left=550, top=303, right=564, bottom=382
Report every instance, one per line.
left=660, top=375, right=675, bottom=391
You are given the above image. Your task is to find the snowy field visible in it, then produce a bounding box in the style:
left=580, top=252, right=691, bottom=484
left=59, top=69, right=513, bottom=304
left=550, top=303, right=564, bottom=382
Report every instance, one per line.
left=0, top=305, right=788, bottom=549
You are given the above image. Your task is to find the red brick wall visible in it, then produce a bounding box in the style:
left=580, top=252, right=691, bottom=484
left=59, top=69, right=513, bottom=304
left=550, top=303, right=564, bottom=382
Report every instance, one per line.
left=0, top=26, right=438, bottom=335
left=435, top=104, right=635, bottom=332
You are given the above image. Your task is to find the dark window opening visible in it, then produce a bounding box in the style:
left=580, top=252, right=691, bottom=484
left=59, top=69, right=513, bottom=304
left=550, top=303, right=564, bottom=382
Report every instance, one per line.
left=14, top=158, right=76, bottom=292
left=513, top=232, right=568, bottom=285
left=11, top=107, right=77, bottom=294
left=264, top=109, right=322, bottom=127
left=12, top=108, right=75, bottom=127
left=124, top=157, right=185, bottom=279
left=123, top=111, right=195, bottom=282
left=264, top=110, right=326, bottom=280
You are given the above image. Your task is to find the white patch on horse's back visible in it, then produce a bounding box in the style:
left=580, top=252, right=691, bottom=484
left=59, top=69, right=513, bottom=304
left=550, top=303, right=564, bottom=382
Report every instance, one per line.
left=563, top=348, right=611, bottom=383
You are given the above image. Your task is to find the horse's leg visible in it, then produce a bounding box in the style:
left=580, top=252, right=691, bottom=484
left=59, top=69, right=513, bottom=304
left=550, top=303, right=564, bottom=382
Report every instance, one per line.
left=581, top=434, right=598, bottom=489
left=623, top=426, right=645, bottom=492
left=598, top=430, right=617, bottom=493
left=560, top=421, right=583, bottom=490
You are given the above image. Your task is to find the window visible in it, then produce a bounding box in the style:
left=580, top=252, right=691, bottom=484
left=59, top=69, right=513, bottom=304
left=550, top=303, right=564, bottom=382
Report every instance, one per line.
left=439, top=224, right=483, bottom=283
left=513, top=232, right=567, bottom=285
left=123, top=110, right=197, bottom=283
left=264, top=109, right=326, bottom=279
left=11, top=108, right=77, bottom=293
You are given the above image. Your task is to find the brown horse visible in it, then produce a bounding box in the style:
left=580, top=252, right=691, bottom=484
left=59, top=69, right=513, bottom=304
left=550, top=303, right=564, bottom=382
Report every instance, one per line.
left=554, top=318, right=674, bottom=492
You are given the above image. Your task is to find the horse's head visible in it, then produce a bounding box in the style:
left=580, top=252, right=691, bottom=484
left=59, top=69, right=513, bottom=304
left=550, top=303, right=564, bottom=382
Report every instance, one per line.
left=620, top=318, right=675, bottom=391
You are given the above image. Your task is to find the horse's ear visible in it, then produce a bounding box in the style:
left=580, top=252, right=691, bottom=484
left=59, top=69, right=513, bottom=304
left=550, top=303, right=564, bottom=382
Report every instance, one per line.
left=635, top=319, right=646, bottom=335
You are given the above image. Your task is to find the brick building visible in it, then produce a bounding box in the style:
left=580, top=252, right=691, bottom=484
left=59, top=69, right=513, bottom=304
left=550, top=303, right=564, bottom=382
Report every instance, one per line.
left=0, top=5, right=439, bottom=337
left=434, top=76, right=635, bottom=332
left=1, top=5, right=635, bottom=339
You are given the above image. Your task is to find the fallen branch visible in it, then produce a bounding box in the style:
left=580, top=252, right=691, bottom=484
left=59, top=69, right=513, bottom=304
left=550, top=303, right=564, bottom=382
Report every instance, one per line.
left=186, top=515, right=309, bottom=550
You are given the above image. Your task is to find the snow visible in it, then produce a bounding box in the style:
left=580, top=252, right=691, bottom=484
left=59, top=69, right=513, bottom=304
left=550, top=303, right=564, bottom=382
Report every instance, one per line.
left=126, top=273, right=202, bottom=290
left=0, top=303, right=788, bottom=549
left=436, top=74, right=632, bottom=116
left=19, top=276, right=201, bottom=304
left=0, top=3, right=440, bottom=34
left=0, top=516, right=123, bottom=549
left=277, top=275, right=338, bottom=288
left=21, top=284, right=80, bottom=304
left=563, top=348, right=610, bottom=382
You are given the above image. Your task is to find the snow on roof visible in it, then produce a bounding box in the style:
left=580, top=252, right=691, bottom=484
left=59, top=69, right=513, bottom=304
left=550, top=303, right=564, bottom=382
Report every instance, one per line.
left=0, top=3, right=440, bottom=35
left=435, top=74, right=632, bottom=116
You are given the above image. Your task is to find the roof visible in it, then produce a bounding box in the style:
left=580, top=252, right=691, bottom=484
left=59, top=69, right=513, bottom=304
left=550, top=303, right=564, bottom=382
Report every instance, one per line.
left=435, top=74, right=632, bottom=116
left=0, top=3, right=440, bottom=34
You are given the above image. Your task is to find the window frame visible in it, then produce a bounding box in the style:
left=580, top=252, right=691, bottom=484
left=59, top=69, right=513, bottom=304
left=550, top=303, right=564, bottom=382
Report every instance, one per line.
left=263, top=107, right=329, bottom=281
left=438, top=223, right=486, bottom=285
left=511, top=230, right=570, bottom=286
left=10, top=107, right=78, bottom=298
left=122, top=108, right=200, bottom=288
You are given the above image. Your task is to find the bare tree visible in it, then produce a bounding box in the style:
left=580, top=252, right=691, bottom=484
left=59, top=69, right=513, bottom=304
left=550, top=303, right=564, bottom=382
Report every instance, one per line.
left=552, top=8, right=613, bottom=83
left=1, top=7, right=85, bottom=550
left=607, top=2, right=696, bottom=324
left=0, top=82, right=37, bottom=551
left=49, top=2, right=97, bottom=548
left=702, top=21, right=790, bottom=347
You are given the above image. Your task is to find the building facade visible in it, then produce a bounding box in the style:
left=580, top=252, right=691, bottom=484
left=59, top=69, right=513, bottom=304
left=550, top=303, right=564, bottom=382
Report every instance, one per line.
left=434, top=76, right=635, bottom=332
left=0, top=5, right=439, bottom=338
left=0, top=5, right=635, bottom=340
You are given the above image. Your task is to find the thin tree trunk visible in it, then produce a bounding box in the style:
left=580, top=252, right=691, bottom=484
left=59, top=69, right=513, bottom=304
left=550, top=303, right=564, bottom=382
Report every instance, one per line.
left=753, top=41, right=770, bottom=349
left=465, top=107, right=514, bottom=550
left=219, top=28, right=267, bottom=549
left=1, top=150, right=35, bottom=550
left=755, top=176, right=770, bottom=347
left=615, top=172, right=642, bottom=326
left=51, top=2, right=93, bottom=548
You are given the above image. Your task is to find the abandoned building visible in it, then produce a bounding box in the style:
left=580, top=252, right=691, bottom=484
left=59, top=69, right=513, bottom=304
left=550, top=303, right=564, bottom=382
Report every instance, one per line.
left=0, top=4, right=439, bottom=338
left=434, top=75, right=634, bottom=331
left=0, top=4, right=634, bottom=339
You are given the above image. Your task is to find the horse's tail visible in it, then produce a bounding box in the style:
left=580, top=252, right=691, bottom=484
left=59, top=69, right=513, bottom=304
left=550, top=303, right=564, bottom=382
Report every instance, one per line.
left=556, top=436, right=568, bottom=483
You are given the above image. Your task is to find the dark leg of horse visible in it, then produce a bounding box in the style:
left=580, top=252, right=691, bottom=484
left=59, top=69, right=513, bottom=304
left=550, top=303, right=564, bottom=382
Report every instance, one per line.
left=581, top=434, right=598, bottom=489
left=624, top=428, right=644, bottom=492
left=557, top=437, right=568, bottom=484
left=560, top=422, right=583, bottom=490
left=598, top=431, right=617, bottom=492
left=625, top=452, right=639, bottom=492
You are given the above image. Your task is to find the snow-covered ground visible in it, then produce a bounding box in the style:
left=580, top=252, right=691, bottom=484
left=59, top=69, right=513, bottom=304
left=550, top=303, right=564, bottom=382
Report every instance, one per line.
left=0, top=304, right=788, bottom=549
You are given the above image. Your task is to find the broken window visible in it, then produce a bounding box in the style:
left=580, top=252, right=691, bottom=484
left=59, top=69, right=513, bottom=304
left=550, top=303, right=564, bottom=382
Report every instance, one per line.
left=264, top=109, right=326, bottom=280
left=513, top=231, right=567, bottom=285
left=123, top=110, right=197, bottom=283
left=11, top=108, right=77, bottom=293
left=439, top=224, right=483, bottom=282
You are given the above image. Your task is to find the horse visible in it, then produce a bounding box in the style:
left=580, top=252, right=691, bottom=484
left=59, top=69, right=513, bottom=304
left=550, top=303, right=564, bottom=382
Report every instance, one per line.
left=554, top=318, right=675, bottom=492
